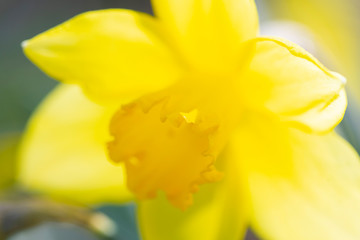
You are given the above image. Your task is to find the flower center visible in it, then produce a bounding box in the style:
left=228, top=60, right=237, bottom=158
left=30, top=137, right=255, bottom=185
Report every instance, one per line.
left=108, top=78, right=241, bottom=209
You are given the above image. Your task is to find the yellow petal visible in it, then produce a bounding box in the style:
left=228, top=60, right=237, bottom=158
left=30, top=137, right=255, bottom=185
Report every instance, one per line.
left=233, top=116, right=360, bottom=240
left=22, top=9, right=181, bottom=104
left=151, top=0, right=258, bottom=73
left=239, top=37, right=347, bottom=133
left=17, top=84, right=133, bottom=205
left=137, top=155, right=247, bottom=240
left=270, top=0, right=360, bottom=104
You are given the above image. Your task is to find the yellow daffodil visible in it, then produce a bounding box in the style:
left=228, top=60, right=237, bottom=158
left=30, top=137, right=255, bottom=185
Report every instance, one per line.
left=18, top=0, right=360, bottom=239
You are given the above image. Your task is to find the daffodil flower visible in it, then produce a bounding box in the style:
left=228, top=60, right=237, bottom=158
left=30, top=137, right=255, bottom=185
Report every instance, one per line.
left=19, top=0, right=360, bottom=239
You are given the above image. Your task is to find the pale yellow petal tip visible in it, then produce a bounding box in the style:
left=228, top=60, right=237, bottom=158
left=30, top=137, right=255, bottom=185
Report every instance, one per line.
left=21, top=40, right=29, bottom=49
left=89, top=213, right=117, bottom=237
left=331, top=71, right=347, bottom=85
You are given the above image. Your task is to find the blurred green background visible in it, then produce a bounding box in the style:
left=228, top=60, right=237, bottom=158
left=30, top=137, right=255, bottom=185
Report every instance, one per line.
left=1, top=0, right=360, bottom=239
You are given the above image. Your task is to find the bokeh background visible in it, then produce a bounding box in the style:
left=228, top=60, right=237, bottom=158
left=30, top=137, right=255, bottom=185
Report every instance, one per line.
left=1, top=0, right=360, bottom=239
